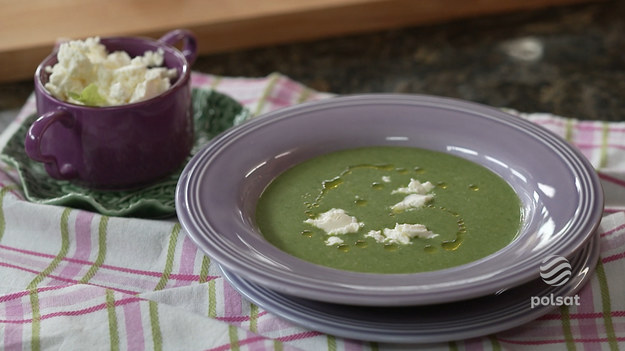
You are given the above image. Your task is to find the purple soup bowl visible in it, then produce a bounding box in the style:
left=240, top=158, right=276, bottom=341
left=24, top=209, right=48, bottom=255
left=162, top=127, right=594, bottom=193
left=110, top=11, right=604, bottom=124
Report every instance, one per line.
left=176, top=94, right=604, bottom=306
left=26, top=29, right=197, bottom=190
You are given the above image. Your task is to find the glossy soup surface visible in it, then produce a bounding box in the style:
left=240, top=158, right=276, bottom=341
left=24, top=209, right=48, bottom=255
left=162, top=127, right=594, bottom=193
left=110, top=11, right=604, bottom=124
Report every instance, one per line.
left=255, top=146, right=522, bottom=274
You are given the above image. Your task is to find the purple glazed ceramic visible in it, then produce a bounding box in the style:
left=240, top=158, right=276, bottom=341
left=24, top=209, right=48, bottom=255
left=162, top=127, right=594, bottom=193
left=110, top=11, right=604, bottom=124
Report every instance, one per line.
left=221, top=234, right=599, bottom=343
left=26, top=29, right=197, bottom=190
left=176, top=94, right=604, bottom=306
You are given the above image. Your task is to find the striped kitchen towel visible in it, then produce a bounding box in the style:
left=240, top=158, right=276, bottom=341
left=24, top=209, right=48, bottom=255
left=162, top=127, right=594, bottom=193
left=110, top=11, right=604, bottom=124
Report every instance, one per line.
left=0, top=72, right=623, bottom=350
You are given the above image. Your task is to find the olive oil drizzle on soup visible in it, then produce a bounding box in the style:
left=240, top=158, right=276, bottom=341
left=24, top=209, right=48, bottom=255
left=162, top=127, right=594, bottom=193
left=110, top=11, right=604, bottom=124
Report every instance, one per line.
left=255, top=146, right=522, bottom=274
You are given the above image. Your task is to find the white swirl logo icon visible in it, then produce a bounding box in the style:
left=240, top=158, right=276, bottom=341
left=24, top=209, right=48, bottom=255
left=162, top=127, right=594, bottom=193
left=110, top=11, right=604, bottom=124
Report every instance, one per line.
left=540, top=255, right=572, bottom=287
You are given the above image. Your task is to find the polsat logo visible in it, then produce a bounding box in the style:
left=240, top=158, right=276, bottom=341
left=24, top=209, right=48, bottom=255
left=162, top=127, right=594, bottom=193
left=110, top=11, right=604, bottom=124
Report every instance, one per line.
left=539, top=255, right=572, bottom=286
left=530, top=255, right=579, bottom=309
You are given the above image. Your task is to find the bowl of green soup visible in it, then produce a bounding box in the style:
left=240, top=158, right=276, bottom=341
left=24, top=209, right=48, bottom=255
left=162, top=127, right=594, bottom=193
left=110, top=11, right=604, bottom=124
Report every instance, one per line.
left=176, top=94, right=603, bottom=306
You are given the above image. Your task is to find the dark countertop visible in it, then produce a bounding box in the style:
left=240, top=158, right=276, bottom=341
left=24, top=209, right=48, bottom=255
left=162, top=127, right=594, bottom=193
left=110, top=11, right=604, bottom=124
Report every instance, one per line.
left=1, top=0, right=624, bottom=121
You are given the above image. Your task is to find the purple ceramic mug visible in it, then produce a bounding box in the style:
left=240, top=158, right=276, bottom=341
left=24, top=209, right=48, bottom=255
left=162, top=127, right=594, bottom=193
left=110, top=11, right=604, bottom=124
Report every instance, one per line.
left=26, top=29, right=197, bottom=190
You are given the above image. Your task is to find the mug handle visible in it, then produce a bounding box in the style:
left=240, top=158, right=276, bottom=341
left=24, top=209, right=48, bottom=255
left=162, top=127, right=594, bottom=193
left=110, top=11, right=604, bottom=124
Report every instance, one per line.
left=24, top=109, right=78, bottom=180
left=158, top=29, right=198, bottom=66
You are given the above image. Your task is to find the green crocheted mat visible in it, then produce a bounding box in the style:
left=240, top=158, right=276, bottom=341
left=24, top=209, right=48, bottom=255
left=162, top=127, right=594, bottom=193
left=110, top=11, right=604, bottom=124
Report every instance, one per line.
left=0, top=89, right=252, bottom=218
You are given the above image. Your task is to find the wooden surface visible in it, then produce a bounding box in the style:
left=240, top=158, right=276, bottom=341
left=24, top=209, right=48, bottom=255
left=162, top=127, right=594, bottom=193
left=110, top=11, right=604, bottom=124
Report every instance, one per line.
left=0, top=0, right=598, bottom=83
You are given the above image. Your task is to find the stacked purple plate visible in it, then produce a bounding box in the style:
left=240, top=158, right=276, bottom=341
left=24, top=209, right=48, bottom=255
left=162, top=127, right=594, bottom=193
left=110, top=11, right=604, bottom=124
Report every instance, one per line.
left=176, top=94, right=603, bottom=343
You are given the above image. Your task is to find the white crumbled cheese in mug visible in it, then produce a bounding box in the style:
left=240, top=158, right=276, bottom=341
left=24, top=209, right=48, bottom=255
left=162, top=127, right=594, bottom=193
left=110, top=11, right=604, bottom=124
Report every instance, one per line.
left=304, top=208, right=364, bottom=236
left=44, top=37, right=178, bottom=106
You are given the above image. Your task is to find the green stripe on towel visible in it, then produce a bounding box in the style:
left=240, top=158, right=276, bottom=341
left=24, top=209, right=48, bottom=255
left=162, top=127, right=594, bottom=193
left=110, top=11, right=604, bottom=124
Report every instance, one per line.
left=559, top=305, right=576, bottom=351
left=199, top=255, right=211, bottom=283
left=253, top=73, right=280, bottom=116
left=28, top=208, right=71, bottom=288
left=249, top=303, right=259, bottom=333
left=149, top=300, right=163, bottom=351
left=154, top=223, right=181, bottom=291
left=327, top=335, right=337, bottom=351
left=599, top=122, right=610, bottom=169
left=0, top=185, right=17, bottom=242
left=26, top=208, right=71, bottom=351
left=79, top=215, right=109, bottom=283
left=28, top=288, right=41, bottom=351
left=228, top=325, right=240, bottom=351
left=208, top=279, right=217, bottom=318
left=564, top=118, right=574, bottom=143
left=106, top=289, right=120, bottom=351
left=595, top=261, right=619, bottom=351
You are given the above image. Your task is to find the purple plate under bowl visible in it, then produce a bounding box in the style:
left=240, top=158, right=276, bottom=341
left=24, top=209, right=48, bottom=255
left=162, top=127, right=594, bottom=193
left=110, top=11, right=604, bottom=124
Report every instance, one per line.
left=175, top=94, right=603, bottom=306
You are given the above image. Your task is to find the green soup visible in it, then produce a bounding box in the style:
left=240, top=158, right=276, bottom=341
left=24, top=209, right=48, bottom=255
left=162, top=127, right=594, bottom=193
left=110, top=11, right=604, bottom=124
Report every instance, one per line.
left=255, top=146, right=522, bottom=274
